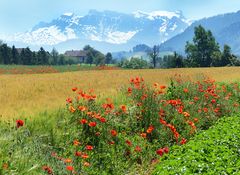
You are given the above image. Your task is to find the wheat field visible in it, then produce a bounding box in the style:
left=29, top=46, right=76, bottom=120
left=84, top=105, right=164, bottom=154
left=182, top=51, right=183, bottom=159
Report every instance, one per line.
left=0, top=67, right=239, bottom=119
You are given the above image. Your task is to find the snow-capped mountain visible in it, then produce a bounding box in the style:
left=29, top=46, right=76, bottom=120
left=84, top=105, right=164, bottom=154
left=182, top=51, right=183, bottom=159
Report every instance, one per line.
left=1, top=10, right=190, bottom=52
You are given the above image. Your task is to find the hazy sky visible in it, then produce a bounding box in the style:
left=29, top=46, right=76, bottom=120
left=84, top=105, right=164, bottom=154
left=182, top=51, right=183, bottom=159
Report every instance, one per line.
left=0, top=0, right=240, bottom=34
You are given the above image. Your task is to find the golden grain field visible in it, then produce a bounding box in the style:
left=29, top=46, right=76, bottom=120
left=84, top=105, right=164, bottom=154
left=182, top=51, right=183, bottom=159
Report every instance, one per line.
left=0, top=67, right=239, bottom=119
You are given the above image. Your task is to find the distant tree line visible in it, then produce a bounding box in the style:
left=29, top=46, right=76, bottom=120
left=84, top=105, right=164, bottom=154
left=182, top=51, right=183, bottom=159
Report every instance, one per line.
left=0, top=42, right=69, bottom=65
left=0, top=42, right=115, bottom=66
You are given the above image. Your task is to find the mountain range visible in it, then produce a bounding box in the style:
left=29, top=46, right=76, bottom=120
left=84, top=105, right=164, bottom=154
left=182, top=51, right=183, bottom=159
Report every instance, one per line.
left=0, top=10, right=190, bottom=53
left=160, top=10, right=240, bottom=55
left=1, top=9, right=240, bottom=55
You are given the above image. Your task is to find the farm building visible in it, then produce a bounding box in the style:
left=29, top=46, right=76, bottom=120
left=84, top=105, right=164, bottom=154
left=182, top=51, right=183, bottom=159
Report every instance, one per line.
left=64, top=50, right=87, bottom=63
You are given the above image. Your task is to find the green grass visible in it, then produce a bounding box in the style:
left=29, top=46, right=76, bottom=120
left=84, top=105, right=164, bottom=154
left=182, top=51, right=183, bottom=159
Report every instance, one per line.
left=0, top=64, right=98, bottom=74
left=153, top=115, right=240, bottom=175
left=0, top=109, right=70, bottom=174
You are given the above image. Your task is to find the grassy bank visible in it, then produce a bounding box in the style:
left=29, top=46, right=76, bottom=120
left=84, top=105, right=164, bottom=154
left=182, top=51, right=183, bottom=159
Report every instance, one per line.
left=154, top=115, right=240, bottom=175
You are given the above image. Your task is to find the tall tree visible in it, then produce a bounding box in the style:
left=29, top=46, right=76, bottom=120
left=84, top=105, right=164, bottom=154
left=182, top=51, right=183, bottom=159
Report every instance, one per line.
left=38, top=47, right=49, bottom=65
left=22, top=47, right=32, bottom=65
left=221, top=44, right=232, bottom=66
left=185, top=25, right=220, bottom=67
left=105, top=52, right=112, bottom=65
left=174, top=52, right=184, bottom=68
left=94, top=52, right=105, bottom=66
left=58, top=54, right=66, bottom=65
left=84, top=45, right=95, bottom=66
left=20, top=49, right=26, bottom=65
left=11, top=45, right=19, bottom=64
left=0, top=44, right=11, bottom=64
left=51, top=48, right=59, bottom=65
left=31, top=51, right=38, bottom=65
left=149, top=45, right=159, bottom=68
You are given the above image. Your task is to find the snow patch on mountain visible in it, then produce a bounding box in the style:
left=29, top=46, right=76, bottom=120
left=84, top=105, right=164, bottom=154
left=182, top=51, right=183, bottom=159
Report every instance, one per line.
left=4, top=26, right=77, bottom=45
left=170, top=23, right=178, bottom=31
left=106, top=31, right=138, bottom=44
left=63, top=12, right=74, bottom=16
left=159, top=21, right=168, bottom=32
left=133, top=10, right=181, bottom=20
left=86, top=30, right=138, bottom=44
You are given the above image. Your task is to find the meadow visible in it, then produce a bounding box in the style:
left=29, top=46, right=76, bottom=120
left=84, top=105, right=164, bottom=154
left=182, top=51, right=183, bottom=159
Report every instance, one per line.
left=0, top=66, right=239, bottom=119
left=0, top=66, right=240, bottom=175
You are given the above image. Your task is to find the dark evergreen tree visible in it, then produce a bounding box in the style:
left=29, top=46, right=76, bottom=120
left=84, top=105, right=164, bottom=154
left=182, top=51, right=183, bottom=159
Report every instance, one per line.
left=38, top=47, right=48, bottom=65
left=11, top=45, right=19, bottom=64
left=31, top=51, right=38, bottom=65
left=0, top=44, right=11, bottom=64
left=20, top=49, right=26, bottom=65
left=22, top=47, right=32, bottom=65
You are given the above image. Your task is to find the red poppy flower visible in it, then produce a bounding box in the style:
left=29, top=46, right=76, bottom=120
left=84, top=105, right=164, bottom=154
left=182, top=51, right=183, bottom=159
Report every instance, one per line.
left=66, top=166, right=74, bottom=171
left=120, top=105, right=127, bottom=113
left=72, top=87, right=77, bottom=92
left=80, top=119, right=88, bottom=125
left=180, top=138, right=187, bottom=145
left=135, top=146, right=142, bottom=152
left=86, top=145, right=93, bottom=151
left=42, top=165, right=53, bottom=174
left=81, top=153, right=89, bottom=159
left=64, top=158, right=72, bottom=163
left=69, top=106, right=76, bottom=113
left=194, top=118, right=199, bottom=122
left=66, top=97, right=72, bottom=103
left=73, top=140, right=80, bottom=146
left=156, top=148, right=164, bottom=156
left=125, top=140, right=132, bottom=146
left=88, top=122, right=97, bottom=127
left=110, top=130, right=117, bottom=137
left=78, top=106, right=87, bottom=112
left=16, top=119, right=24, bottom=128
left=75, top=151, right=82, bottom=157
left=99, top=117, right=106, bottom=123
left=147, top=125, right=154, bottom=134
left=211, top=99, right=216, bottom=104
left=140, top=133, right=147, bottom=138
left=109, top=141, right=115, bottom=145
left=163, top=147, right=169, bottom=154
left=160, top=85, right=166, bottom=89
left=127, top=87, right=132, bottom=94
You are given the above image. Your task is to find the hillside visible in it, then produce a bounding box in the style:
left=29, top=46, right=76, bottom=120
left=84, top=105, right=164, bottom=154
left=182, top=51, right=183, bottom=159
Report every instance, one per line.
left=160, top=10, right=240, bottom=55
